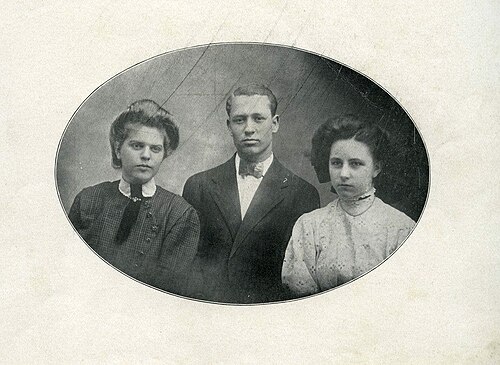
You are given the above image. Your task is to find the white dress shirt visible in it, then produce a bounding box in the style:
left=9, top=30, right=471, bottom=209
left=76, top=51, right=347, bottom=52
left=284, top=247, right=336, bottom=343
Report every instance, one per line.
left=235, top=154, right=274, bottom=219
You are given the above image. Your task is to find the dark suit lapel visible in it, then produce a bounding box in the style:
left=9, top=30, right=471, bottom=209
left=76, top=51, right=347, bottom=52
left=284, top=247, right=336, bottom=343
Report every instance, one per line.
left=229, top=159, right=290, bottom=258
left=208, top=156, right=242, bottom=240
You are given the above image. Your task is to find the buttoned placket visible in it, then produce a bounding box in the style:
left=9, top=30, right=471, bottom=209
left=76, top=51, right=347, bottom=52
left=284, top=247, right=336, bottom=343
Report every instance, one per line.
left=142, top=199, right=156, bottom=254
left=135, top=199, right=154, bottom=265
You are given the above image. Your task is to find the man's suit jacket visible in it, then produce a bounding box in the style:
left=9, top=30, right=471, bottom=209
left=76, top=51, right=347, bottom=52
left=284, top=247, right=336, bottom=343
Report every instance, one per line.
left=69, top=181, right=200, bottom=296
left=182, top=156, right=320, bottom=303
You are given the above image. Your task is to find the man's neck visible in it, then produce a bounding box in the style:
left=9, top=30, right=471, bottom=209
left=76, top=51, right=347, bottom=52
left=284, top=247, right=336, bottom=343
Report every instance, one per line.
left=238, top=150, right=273, bottom=163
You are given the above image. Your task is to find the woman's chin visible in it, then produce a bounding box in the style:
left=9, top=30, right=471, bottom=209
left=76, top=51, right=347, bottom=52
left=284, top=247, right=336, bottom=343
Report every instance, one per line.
left=335, top=187, right=356, bottom=198
left=335, top=191, right=353, bottom=200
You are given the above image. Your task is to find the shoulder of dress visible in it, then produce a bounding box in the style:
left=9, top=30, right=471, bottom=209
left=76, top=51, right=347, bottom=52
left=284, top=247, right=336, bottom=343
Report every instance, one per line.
left=373, top=197, right=416, bottom=227
left=154, top=186, right=195, bottom=213
left=72, top=181, right=120, bottom=213
left=78, top=180, right=118, bottom=197
left=153, top=185, right=174, bottom=198
left=296, top=203, right=333, bottom=224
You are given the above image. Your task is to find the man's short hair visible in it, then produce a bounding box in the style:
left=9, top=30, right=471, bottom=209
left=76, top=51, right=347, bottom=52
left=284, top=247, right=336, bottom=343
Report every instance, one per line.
left=109, top=99, right=179, bottom=169
left=225, top=84, right=278, bottom=116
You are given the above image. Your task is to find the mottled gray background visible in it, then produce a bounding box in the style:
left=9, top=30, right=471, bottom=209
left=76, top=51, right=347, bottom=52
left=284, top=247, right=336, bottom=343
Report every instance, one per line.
left=56, top=43, right=428, bottom=221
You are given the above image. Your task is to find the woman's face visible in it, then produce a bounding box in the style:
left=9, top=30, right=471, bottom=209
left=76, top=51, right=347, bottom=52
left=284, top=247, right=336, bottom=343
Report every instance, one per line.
left=115, top=123, right=167, bottom=185
left=329, top=138, right=381, bottom=199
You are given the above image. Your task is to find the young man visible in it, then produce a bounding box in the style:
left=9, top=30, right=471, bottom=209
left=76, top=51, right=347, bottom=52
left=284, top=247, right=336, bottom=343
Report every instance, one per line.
left=183, top=85, right=320, bottom=303
left=69, top=100, right=199, bottom=296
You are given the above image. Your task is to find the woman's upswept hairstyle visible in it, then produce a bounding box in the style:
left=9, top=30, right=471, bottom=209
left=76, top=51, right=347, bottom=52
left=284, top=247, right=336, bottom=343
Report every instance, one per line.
left=109, top=99, right=179, bottom=169
left=311, top=115, right=390, bottom=183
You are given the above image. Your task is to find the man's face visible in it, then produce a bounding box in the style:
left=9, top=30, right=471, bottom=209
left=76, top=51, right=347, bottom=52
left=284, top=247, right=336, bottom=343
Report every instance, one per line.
left=227, top=95, right=279, bottom=162
left=115, top=123, right=166, bottom=184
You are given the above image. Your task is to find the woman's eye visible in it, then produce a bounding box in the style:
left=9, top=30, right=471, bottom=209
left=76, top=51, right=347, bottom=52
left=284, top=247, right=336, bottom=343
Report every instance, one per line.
left=350, top=161, right=363, bottom=167
left=330, top=160, right=342, bottom=167
left=151, top=146, right=163, bottom=153
left=131, top=143, right=142, bottom=149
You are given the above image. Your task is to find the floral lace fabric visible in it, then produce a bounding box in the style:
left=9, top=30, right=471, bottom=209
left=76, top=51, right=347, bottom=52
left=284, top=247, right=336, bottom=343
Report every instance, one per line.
left=282, top=197, right=416, bottom=296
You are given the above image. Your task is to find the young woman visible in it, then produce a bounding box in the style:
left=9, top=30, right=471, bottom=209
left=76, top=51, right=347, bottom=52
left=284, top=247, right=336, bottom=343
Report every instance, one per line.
left=69, top=100, right=199, bottom=296
left=282, top=115, right=415, bottom=297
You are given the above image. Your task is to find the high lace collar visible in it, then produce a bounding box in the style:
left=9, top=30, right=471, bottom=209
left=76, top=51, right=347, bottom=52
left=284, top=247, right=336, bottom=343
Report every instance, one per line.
left=338, top=187, right=376, bottom=216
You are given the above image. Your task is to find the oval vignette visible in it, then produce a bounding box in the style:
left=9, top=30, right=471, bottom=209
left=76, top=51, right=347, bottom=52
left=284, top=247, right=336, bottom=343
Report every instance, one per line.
left=55, top=42, right=430, bottom=305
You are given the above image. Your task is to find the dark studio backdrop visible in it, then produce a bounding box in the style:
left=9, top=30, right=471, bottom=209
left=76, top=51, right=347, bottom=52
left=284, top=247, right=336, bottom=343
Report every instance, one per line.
left=56, top=43, right=429, bottom=222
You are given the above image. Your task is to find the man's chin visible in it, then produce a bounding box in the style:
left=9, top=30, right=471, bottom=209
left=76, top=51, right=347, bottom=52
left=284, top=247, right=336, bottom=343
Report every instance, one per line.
left=237, top=147, right=261, bottom=158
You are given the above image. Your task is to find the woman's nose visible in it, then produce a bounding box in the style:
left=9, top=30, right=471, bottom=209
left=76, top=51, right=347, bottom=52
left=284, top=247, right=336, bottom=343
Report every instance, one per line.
left=340, top=164, right=350, bottom=178
left=141, top=147, right=151, bottom=159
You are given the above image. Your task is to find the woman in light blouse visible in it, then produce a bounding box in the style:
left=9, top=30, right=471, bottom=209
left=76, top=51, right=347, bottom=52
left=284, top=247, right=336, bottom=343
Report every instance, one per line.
left=282, top=115, right=415, bottom=297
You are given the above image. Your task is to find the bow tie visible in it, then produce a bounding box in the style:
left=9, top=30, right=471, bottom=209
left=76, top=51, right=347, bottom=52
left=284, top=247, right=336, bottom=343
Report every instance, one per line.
left=238, top=159, right=264, bottom=178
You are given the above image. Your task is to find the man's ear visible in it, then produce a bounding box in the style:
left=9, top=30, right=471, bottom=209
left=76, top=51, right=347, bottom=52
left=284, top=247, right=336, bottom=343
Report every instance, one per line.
left=271, top=114, right=280, bottom=133
left=227, top=119, right=232, bottom=134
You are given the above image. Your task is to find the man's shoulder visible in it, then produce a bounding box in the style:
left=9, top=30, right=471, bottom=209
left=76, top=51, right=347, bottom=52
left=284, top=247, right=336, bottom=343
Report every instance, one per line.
left=273, top=159, right=317, bottom=190
left=270, top=159, right=320, bottom=211
left=185, top=157, right=234, bottom=185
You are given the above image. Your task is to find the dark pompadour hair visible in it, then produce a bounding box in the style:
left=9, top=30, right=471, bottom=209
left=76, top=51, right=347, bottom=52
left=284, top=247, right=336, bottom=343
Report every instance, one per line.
left=109, top=99, right=179, bottom=169
left=311, top=115, right=390, bottom=183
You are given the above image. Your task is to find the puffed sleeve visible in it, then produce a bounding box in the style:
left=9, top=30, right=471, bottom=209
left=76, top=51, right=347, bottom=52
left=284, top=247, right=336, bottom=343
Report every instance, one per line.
left=68, top=191, right=82, bottom=231
left=181, top=175, right=207, bottom=298
left=396, top=215, right=416, bottom=246
left=282, top=215, right=320, bottom=297
left=387, top=213, right=416, bottom=256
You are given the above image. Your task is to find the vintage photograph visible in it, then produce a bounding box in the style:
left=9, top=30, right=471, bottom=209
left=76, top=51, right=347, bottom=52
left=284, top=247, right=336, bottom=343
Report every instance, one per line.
left=56, top=43, right=429, bottom=304
left=3, top=1, right=498, bottom=363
